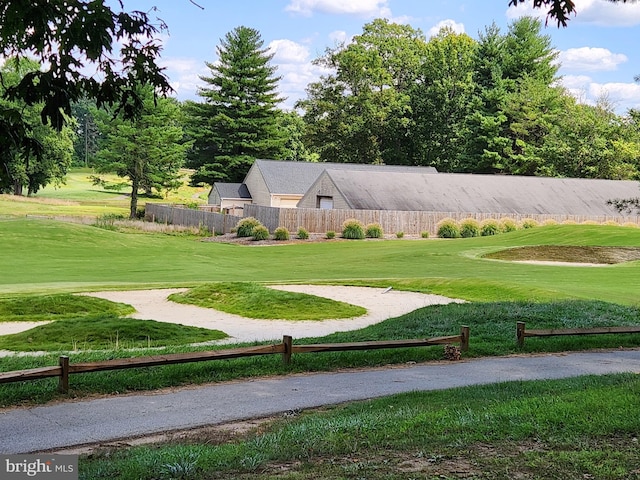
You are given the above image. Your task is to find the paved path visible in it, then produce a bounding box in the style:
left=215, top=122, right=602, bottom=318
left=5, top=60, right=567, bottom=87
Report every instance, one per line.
left=1, top=349, right=639, bottom=454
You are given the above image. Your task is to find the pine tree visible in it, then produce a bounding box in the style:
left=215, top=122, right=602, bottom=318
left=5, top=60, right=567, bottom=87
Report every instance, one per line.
left=185, top=26, right=286, bottom=185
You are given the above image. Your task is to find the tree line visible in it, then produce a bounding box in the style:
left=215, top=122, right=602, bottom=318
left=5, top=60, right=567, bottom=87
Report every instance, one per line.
left=2, top=2, right=639, bottom=217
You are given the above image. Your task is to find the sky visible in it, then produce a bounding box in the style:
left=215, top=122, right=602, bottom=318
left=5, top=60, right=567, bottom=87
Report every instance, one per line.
left=121, top=0, right=640, bottom=114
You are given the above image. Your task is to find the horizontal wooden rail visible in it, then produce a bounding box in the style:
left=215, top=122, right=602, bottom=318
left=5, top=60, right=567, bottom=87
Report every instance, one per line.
left=516, top=321, right=640, bottom=347
left=0, top=327, right=468, bottom=393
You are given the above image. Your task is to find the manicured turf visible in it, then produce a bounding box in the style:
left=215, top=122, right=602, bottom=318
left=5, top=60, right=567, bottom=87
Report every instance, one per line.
left=169, top=282, right=366, bottom=320
left=1, top=217, right=639, bottom=306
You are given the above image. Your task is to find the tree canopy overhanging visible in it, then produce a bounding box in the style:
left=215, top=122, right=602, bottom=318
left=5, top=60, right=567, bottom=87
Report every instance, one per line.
left=509, top=0, right=635, bottom=27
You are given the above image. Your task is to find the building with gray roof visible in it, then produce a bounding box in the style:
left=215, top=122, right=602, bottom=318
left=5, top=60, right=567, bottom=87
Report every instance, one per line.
left=297, top=169, right=640, bottom=216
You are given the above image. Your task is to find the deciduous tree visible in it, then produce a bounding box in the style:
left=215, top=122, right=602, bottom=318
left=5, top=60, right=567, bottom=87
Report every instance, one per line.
left=94, top=87, right=191, bottom=218
left=0, top=58, right=74, bottom=195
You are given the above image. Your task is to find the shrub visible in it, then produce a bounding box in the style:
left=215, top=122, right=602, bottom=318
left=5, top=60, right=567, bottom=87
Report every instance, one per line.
left=480, top=219, right=500, bottom=236
left=562, top=219, right=577, bottom=225
left=499, top=218, right=518, bottom=233
left=236, top=217, right=262, bottom=237
left=521, top=218, right=539, bottom=229
left=623, top=222, right=639, bottom=228
left=459, top=218, right=480, bottom=238
left=396, top=231, right=404, bottom=238
left=543, top=219, right=558, bottom=226
left=421, top=231, right=429, bottom=239
left=274, top=227, right=290, bottom=241
left=326, top=231, right=336, bottom=239
left=342, top=219, right=365, bottom=239
left=297, top=227, right=309, bottom=240
left=365, top=223, right=383, bottom=238
left=581, top=220, right=599, bottom=225
left=252, top=225, right=269, bottom=241
left=604, top=220, right=620, bottom=226
left=94, top=213, right=126, bottom=231
left=437, top=218, right=460, bottom=238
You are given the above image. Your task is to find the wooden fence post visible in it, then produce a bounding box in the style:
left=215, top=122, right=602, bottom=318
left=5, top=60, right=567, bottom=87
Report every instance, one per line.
left=58, top=355, right=69, bottom=393
left=516, top=321, right=526, bottom=348
left=460, top=325, right=470, bottom=352
left=283, top=335, right=293, bottom=365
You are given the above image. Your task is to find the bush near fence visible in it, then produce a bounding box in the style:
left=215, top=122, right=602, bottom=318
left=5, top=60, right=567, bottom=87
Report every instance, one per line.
left=146, top=203, right=640, bottom=237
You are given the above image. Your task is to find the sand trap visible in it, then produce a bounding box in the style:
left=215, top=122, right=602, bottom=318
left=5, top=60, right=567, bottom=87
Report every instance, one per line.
left=0, top=286, right=463, bottom=344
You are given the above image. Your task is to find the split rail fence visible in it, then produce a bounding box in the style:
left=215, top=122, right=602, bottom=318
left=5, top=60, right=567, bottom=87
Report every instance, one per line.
left=516, top=321, right=640, bottom=347
left=0, top=327, right=469, bottom=394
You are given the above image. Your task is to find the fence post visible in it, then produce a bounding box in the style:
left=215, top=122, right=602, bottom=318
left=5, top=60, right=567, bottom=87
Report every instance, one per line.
left=516, top=321, right=526, bottom=348
left=460, top=325, right=470, bottom=352
left=283, top=335, right=293, bottom=365
left=58, top=355, right=69, bottom=393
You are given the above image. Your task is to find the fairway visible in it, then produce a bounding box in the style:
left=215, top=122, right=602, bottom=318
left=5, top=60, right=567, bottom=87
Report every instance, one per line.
left=1, top=217, right=639, bottom=305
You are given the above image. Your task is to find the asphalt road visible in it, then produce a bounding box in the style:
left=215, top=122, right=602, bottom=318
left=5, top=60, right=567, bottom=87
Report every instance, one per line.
left=1, top=349, right=639, bottom=454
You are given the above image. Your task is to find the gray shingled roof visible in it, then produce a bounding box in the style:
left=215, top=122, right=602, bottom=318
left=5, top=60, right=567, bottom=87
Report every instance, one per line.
left=253, top=159, right=437, bottom=195
left=213, top=182, right=251, bottom=199
left=321, top=170, right=640, bottom=216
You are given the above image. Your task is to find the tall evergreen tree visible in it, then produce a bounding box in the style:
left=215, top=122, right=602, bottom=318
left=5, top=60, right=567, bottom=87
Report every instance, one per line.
left=185, top=26, right=286, bottom=185
left=459, top=17, right=561, bottom=175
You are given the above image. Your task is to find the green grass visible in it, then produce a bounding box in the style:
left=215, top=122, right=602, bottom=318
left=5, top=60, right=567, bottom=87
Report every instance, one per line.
left=1, top=299, right=639, bottom=405
left=79, top=373, right=640, bottom=479
left=0, top=293, right=134, bottom=322
left=0, top=316, right=227, bottom=351
left=1, top=219, right=640, bottom=306
left=169, top=283, right=366, bottom=320
left=1, top=193, right=640, bottom=478
left=0, top=168, right=209, bottom=219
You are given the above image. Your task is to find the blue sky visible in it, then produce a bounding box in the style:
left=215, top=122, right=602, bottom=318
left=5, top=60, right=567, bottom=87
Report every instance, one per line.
left=125, top=0, right=640, bottom=113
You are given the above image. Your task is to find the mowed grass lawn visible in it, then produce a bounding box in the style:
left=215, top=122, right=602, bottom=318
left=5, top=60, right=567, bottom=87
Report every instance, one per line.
left=1, top=216, right=639, bottom=306
left=2, top=175, right=640, bottom=479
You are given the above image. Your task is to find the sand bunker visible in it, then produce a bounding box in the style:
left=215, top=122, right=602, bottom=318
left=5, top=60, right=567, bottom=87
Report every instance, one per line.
left=0, top=286, right=463, bottom=344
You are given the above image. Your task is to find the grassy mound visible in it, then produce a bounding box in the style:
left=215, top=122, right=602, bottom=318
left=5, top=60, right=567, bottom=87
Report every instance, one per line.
left=169, top=283, right=366, bottom=320
left=0, top=316, right=227, bottom=351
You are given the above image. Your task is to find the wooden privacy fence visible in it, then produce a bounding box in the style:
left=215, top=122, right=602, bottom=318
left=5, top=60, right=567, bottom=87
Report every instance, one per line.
left=516, top=321, right=640, bottom=347
left=145, top=203, right=242, bottom=234
left=0, top=327, right=469, bottom=393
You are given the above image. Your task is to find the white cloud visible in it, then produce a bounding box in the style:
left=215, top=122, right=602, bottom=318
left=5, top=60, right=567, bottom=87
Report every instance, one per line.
left=506, top=0, right=640, bottom=26
left=571, top=0, right=640, bottom=26
left=285, top=0, right=390, bottom=17
left=159, top=57, right=207, bottom=100
left=428, top=19, right=465, bottom=37
left=560, top=75, right=640, bottom=112
left=269, top=39, right=310, bottom=63
left=558, top=47, right=628, bottom=71
left=588, top=81, right=640, bottom=109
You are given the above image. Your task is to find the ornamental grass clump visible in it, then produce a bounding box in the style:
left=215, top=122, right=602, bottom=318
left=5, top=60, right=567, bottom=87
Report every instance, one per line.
left=421, top=231, right=429, bottom=239
left=274, top=227, right=290, bottom=241
left=480, top=219, right=500, bottom=236
left=252, top=225, right=270, bottom=241
left=459, top=218, right=480, bottom=238
left=297, top=227, right=309, bottom=239
left=437, top=218, right=460, bottom=238
left=236, top=217, right=263, bottom=237
left=521, top=218, right=539, bottom=229
left=499, top=218, right=518, bottom=233
left=326, top=230, right=336, bottom=239
left=342, top=219, right=365, bottom=239
left=365, top=223, right=383, bottom=238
